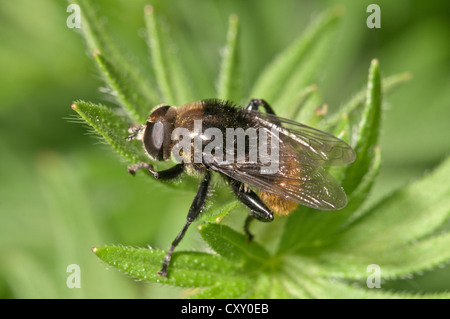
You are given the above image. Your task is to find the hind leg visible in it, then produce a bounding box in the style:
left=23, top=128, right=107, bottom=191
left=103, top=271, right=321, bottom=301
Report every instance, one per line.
left=229, top=180, right=274, bottom=241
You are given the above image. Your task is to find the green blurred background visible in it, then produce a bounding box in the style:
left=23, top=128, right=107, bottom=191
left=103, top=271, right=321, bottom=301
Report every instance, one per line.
left=0, top=0, right=449, bottom=298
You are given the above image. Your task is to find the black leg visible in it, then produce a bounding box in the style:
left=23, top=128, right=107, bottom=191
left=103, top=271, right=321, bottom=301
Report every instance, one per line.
left=245, top=98, right=277, bottom=115
left=245, top=98, right=281, bottom=127
left=229, top=180, right=274, bottom=241
left=127, top=162, right=184, bottom=180
left=244, top=215, right=256, bottom=242
left=158, top=171, right=211, bottom=277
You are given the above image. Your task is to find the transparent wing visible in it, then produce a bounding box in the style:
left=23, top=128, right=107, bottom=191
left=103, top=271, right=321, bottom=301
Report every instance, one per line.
left=207, top=110, right=354, bottom=210
left=211, top=158, right=348, bottom=211
left=252, top=111, right=356, bottom=166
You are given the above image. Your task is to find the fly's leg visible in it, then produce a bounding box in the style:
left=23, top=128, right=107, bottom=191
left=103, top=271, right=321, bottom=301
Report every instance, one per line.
left=243, top=215, right=256, bottom=242
left=245, top=99, right=276, bottom=115
left=230, top=180, right=274, bottom=242
left=158, top=171, right=211, bottom=277
left=127, top=162, right=184, bottom=180
left=127, top=162, right=198, bottom=277
left=245, top=98, right=277, bottom=115
left=245, top=98, right=281, bottom=126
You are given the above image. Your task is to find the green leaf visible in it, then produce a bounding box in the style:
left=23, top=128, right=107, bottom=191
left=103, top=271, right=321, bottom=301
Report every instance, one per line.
left=321, top=71, right=412, bottom=130
left=281, top=255, right=450, bottom=298
left=328, top=112, right=352, bottom=183
left=341, top=58, right=382, bottom=195
left=249, top=6, right=342, bottom=105
left=201, top=199, right=240, bottom=224
left=144, top=5, right=175, bottom=105
left=333, top=156, right=450, bottom=253
left=69, top=0, right=157, bottom=122
left=246, top=274, right=293, bottom=298
left=316, top=232, right=450, bottom=281
left=92, top=51, right=147, bottom=123
left=92, top=246, right=242, bottom=288
left=273, top=32, right=334, bottom=117
left=189, top=280, right=250, bottom=299
left=289, top=84, right=319, bottom=123
left=217, top=14, right=241, bottom=102
left=71, top=5, right=450, bottom=298
left=144, top=5, right=194, bottom=105
left=198, top=223, right=270, bottom=265
left=277, top=60, right=383, bottom=254
left=71, top=101, right=147, bottom=164
left=335, top=145, right=381, bottom=220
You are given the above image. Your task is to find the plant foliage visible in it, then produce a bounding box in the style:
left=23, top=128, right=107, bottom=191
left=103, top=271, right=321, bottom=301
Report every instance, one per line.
left=70, top=1, right=450, bottom=298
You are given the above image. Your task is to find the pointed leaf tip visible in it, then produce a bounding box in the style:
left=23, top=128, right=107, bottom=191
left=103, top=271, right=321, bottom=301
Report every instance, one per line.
left=217, top=12, right=241, bottom=101
left=144, top=4, right=153, bottom=15
left=229, top=13, right=238, bottom=22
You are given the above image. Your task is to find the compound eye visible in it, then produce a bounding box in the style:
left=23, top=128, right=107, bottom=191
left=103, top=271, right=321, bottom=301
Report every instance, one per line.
left=143, top=120, right=165, bottom=160
left=152, top=121, right=164, bottom=149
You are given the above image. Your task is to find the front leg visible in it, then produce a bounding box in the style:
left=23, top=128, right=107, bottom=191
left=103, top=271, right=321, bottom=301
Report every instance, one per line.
left=158, top=171, right=212, bottom=277
left=127, top=162, right=184, bottom=180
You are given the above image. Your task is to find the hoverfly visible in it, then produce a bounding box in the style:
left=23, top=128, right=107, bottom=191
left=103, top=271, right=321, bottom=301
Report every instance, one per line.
left=127, top=98, right=356, bottom=277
